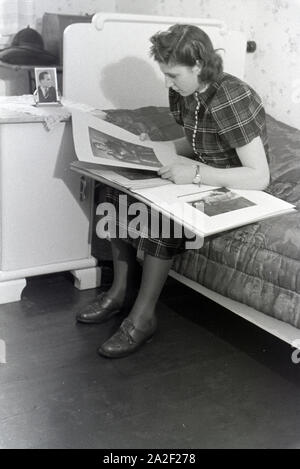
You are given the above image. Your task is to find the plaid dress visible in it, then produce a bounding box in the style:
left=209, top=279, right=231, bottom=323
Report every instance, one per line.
left=105, top=72, right=268, bottom=259
left=169, top=72, right=269, bottom=167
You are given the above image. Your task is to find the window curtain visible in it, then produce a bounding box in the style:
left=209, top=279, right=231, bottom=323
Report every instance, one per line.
left=0, top=0, right=35, bottom=45
left=0, top=0, right=18, bottom=38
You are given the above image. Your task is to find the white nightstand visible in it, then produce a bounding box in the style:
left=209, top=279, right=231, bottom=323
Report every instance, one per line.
left=0, top=96, right=101, bottom=304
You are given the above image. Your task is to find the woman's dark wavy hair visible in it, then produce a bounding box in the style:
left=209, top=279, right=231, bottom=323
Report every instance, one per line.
left=150, top=24, right=223, bottom=83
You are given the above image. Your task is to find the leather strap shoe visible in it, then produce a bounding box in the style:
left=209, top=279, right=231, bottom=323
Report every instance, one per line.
left=97, top=317, right=157, bottom=358
left=76, top=292, right=123, bottom=324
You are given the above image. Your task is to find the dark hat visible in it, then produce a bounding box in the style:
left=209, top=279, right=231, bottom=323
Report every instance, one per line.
left=0, top=26, right=58, bottom=66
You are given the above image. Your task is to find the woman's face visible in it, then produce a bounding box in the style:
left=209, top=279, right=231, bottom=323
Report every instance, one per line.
left=158, top=62, right=202, bottom=96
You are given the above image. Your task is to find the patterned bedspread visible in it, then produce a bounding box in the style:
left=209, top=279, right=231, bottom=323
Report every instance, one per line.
left=105, top=108, right=300, bottom=329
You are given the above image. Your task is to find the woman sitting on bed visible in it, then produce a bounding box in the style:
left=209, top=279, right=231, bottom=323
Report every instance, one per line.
left=76, top=24, right=270, bottom=358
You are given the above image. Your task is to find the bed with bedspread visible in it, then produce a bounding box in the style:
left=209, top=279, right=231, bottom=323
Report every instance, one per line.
left=63, top=13, right=300, bottom=345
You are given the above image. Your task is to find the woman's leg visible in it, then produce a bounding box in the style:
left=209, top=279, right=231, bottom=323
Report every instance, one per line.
left=98, top=253, right=174, bottom=358
left=127, top=253, right=174, bottom=328
left=106, top=238, right=141, bottom=306
left=76, top=238, right=140, bottom=323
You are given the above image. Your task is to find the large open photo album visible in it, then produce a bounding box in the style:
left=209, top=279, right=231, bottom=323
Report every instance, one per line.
left=70, top=109, right=296, bottom=238
left=71, top=109, right=189, bottom=171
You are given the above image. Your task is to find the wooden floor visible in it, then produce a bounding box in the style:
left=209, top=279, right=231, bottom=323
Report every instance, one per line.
left=1, top=265, right=300, bottom=449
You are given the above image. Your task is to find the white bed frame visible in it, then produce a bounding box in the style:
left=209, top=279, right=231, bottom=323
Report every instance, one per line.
left=63, top=13, right=300, bottom=347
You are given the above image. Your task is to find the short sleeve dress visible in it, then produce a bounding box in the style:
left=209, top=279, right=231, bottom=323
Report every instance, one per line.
left=169, top=72, right=268, bottom=168
left=104, top=72, right=269, bottom=259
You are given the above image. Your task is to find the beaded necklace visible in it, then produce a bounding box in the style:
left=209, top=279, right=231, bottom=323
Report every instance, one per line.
left=192, top=85, right=208, bottom=163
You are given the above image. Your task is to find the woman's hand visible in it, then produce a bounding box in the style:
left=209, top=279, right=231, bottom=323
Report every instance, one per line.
left=158, top=163, right=196, bottom=184
left=139, top=134, right=196, bottom=185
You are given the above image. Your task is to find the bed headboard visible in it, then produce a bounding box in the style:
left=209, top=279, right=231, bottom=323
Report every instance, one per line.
left=63, top=13, right=247, bottom=109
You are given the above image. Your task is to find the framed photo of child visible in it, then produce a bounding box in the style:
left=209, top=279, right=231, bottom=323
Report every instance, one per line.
left=34, top=67, right=60, bottom=106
